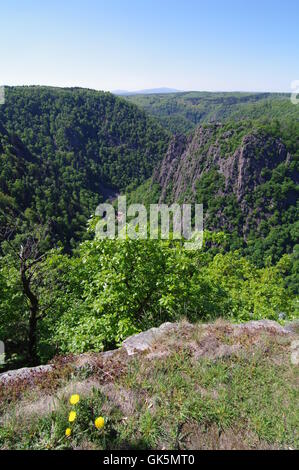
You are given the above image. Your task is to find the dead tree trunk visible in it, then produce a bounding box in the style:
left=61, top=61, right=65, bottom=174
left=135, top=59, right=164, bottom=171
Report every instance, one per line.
left=1, top=219, right=52, bottom=367
left=28, top=296, right=39, bottom=366
left=20, top=248, right=39, bottom=366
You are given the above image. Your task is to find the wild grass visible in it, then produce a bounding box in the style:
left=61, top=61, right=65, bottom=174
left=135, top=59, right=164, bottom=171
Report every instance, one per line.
left=0, top=323, right=298, bottom=450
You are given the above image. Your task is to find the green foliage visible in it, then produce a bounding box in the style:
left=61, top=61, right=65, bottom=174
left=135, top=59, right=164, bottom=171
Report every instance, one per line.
left=0, top=230, right=295, bottom=366
left=0, top=255, right=27, bottom=365
left=0, top=86, right=169, bottom=248
left=0, top=246, right=81, bottom=366
left=131, top=118, right=298, bottom=276
left=126, top=91, right=298, bottom=134
left=202, top=251, right=294, bottom=321
left=52, top=236, right=295, bottom=355
left=0, top=87, right=298, bottom=370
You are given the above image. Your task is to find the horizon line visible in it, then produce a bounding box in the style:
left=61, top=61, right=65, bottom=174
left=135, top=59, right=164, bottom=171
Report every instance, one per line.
left=0, top=84, right=292, bottom=95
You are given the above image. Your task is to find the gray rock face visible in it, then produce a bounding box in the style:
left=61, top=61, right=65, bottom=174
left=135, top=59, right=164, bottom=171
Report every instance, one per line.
left=0, top=364, right=53, bottom=386
left=234, top=320, right=292, bottom=336
left=285, top=320, right=299, bottom=334
left=0, top=320, right=295, bottom=386
left=122, top=322, right=177, bottom=356
left=155, top=126, right=290, bottom=204
left=217, top=133, right=288, bottom=202
left=153, top=124, right=295, bottom=236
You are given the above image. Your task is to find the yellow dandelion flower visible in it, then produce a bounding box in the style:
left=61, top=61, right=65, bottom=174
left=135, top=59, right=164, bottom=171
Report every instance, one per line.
left=65, top=427, right=72, bottom=437
left=95, top=416, right=105, bottom=429
left=68, top=410, right=77, bottom=423
left=70, top=394, right=80, bottom=405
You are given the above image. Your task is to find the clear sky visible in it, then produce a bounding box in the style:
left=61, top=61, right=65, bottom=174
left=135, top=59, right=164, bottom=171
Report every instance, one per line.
left=0, top=0, right=298, bottom=92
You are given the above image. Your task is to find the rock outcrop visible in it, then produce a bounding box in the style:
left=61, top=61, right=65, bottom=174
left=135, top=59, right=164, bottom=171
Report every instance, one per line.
left=0, top=320, right=296, bottom=386
left=152, top=124, right=297, bottom=237
left=122, top=322, right=177, bottom=355
left=0, top=365, right=54, bottom=386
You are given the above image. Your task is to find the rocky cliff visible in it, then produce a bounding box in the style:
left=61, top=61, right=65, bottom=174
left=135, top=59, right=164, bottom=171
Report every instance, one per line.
left=152, top=124, right=298, bottom=245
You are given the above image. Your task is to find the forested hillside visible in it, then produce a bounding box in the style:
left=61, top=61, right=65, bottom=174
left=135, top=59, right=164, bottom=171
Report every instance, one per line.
left=1, top=0, right=298, bottom=453
left=0, top=87, right=297, bottom=372
left=126, top=91, right=296, bottom=133
left=128, top=118, right=299, bottom=289
left=0, top=87, right=169, bottom=247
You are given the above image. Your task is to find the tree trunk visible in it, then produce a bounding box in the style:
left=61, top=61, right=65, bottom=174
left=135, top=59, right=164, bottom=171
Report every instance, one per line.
left=20, top=263, right=39, bottom=366
left=28, top=301, right=39, bottom=366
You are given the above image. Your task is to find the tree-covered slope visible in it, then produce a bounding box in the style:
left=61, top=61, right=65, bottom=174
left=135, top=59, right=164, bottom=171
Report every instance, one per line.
left=125, top=91, right=296, bottom=133
left=0, top=122, right=101, bottom=247
left=0, top=86, right=170, bottom=247
left=0, top=96, right=297, bottom=369
left=129, top=119, right=299, bottom=270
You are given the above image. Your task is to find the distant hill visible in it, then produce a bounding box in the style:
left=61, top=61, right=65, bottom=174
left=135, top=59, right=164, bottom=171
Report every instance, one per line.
left=1, top=86, right=298, bottom=262
left=0, top=86, right=170, bottom=248
left=125, top=91, right=295, bottom=133
left=113, top=87, right=182, bottom=96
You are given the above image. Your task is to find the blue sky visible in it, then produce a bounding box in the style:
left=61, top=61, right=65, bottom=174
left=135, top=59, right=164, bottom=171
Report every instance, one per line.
left=0, top=0, right=298, bottom=92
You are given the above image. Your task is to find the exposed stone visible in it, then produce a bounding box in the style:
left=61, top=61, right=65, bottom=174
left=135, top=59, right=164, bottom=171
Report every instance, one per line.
left=285, top=320, right=299, bottom=334
left=0, top=364, right=53, bottom=386
left=0, top=320, right=295, bottom=386
left=72, top=349, right=117, bottom=371
left=122, top=322, right=178, bottom=356
left=234, top=320, right=292, bottom=336
left=153, top=124, right=296, bottom=236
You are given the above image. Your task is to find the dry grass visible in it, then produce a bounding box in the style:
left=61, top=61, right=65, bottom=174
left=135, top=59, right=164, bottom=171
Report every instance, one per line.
left=0, top=319, right=298, bottom=450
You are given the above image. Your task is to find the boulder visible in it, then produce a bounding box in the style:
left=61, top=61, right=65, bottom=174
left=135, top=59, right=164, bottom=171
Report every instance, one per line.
left=0, top=364, right=54, bottom=386
left=122, top=322, right=177, bottom=356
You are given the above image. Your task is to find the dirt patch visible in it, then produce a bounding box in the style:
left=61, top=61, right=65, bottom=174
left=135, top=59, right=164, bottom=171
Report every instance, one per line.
left=101, top=383, right=139, bottom=416
left=179, top=421, right=281, bottom=450
left=1, top=377, right=102, bottom=425
left=148, top=320, right=296, bottom=364
left=1, top=319, right=297, bottom=440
